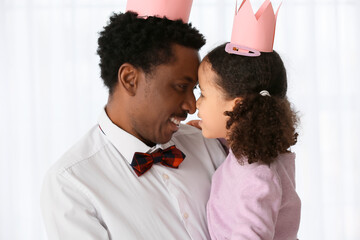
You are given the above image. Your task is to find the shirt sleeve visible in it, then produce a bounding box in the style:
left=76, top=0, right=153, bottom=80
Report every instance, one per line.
left=231, top=167, right=282, bottom=240
left=41, top=169, right=110, bottom=240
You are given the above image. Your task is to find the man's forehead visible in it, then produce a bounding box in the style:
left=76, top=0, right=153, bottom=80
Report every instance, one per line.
left=183, top=76, right=197, bottom=84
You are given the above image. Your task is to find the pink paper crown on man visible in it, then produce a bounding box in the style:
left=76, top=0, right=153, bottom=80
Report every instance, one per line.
left=126, top=0, right=193, bottom=23
left=225, top=0, right=282, bottom=57
left=125, top=0, right=280, bottom=57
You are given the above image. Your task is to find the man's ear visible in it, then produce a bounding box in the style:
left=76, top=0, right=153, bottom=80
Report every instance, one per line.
left=117, top=63, right=140, bottom=96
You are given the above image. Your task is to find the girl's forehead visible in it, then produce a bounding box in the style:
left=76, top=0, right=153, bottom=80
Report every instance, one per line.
left=199, top=63, right=219, bottom=86
left=199, top=59, right=211, bottom=70
left=199, top=61, right=215, bottom=77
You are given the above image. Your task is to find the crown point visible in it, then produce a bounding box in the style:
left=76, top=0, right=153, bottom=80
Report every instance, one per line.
left=126, top=0, right=193, bottom=23
left=229, top=0, right=280, bottom=53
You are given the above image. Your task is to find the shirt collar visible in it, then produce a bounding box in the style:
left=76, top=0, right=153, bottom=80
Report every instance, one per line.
left=98, top=108, right=164, bottom=164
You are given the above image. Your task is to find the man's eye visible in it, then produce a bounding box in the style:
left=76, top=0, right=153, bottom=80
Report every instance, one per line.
left=177, top=84, right=187, bottom=91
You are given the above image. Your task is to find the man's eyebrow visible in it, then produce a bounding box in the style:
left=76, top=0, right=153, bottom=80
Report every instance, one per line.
left=183, top=76, right=196, bottom=83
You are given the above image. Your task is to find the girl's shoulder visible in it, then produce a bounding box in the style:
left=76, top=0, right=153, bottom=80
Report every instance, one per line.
left=226, top=150, right=277, bottom=180
left=226, top=150, right=296, bottom=183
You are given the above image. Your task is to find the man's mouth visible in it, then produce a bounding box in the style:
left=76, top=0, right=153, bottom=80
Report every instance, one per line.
left=170, top=117, right=182, bottom=126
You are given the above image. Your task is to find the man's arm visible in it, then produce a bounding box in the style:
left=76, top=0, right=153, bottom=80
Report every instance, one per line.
left=41, top=170, right=110, bottom=240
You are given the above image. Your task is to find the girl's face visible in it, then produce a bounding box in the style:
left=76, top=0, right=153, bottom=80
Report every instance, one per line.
left=196, top=61, right=237, bottom=139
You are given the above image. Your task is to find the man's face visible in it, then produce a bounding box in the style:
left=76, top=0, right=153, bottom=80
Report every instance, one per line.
left=131, top=44, right=200, bottom=145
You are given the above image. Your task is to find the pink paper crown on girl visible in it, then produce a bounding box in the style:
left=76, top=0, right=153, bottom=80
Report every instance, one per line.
left=225, top=0, right=281, bottom=57
left=126, top=0, right=193, bottom=23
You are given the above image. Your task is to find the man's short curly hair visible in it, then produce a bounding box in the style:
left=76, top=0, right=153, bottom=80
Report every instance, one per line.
left=97, top=11, right=206, bottom=94
left=204, top=43, right=299, bottom=165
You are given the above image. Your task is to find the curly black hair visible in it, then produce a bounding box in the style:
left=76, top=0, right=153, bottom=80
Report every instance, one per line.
left=97, top=11, right=206, bottom=94
left=205, top=43, right=299, bottom=165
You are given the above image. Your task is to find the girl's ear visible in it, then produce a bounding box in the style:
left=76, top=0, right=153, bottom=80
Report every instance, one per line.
left=117, top=63, right=139, bottom=96
left=227, top=97, right=242, bottom=111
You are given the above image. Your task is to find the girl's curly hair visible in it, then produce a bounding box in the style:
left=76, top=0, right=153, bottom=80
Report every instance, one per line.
left=205, top=43, right=299, bottom=164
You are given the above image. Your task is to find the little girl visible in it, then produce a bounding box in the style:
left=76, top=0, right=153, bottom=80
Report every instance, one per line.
left=196, top=44, right=301, bottom=239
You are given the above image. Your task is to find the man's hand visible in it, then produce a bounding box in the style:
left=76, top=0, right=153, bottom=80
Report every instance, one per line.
left=186, top=120, right=202, bottom=130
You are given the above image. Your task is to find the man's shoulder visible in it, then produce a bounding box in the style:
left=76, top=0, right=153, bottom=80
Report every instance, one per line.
left=46, top=125, right=108, bottom=177
left=172, top=123, right=211, bottom=143
left=172, top=124, right=225, bottom=153
left=170, top=124, right=226, bottom=169
left=173, top=123, right=202, bottom=136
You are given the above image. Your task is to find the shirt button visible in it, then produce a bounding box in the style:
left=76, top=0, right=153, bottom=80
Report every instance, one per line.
left=162, top=174, right=169, bottom=180
left=183, top=213, right=189, bottom=219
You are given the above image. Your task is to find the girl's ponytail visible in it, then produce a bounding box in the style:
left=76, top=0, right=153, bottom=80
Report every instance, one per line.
left=225, top=93, right=298, bottom=165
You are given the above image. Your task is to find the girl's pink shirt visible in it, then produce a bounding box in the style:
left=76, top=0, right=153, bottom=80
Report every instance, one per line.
left=207, top=150, right=301, bottom=240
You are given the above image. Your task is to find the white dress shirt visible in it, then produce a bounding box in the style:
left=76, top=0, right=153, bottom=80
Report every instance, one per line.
left=41, top=109, right=226, bottom=240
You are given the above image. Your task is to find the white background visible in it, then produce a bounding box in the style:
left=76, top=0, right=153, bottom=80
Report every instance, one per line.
left=1, top=0, right=359, bottom=239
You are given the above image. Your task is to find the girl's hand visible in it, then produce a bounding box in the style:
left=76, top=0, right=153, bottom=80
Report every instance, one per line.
left=186, top=120, right=202, bottom=130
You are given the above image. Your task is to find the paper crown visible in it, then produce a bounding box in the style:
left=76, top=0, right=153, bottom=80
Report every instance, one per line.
left=126, top=0, right=193, bottom=23
left=225, top=0, right=281, bottom=57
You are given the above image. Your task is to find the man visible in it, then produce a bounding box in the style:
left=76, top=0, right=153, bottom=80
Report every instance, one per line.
left=41, top=2, right=226, bottom=239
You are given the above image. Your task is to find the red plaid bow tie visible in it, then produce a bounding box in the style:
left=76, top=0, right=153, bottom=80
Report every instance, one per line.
left=131, top=145, right=185, bottom=177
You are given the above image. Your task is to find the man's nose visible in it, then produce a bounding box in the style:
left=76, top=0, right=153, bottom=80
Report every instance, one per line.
left=182, top=91, right=196, bottom=114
